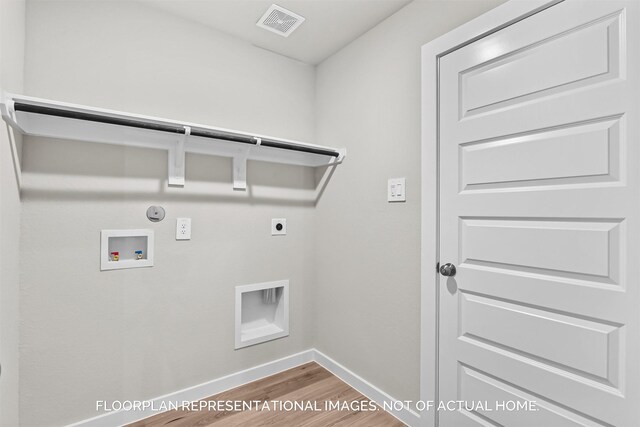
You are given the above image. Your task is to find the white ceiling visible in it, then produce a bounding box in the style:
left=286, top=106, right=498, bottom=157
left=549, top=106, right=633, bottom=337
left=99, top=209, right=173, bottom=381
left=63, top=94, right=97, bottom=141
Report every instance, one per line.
left=143, top=0, right=412, bottom=64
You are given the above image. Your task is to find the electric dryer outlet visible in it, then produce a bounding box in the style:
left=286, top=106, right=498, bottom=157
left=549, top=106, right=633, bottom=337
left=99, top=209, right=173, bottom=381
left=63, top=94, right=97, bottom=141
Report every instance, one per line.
left=272, top=219, right=286, bottom=236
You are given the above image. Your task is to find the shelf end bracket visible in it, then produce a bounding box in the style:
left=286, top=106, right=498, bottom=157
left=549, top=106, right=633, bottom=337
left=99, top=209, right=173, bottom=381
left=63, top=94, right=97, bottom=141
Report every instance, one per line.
left=168, top=126, right=189, bottom=187
left=0, top=95, right=24, bottom=190
left=233, top=149, right=249, bottom=191
left=0, top=95, right=21, bottom=132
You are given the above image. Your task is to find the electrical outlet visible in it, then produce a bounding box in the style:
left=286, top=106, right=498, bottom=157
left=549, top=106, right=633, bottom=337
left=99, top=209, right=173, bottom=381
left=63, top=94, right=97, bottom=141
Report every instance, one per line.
left=176, top=218, right=191, bottom=240
left=272, top=218, right=286, bottom=236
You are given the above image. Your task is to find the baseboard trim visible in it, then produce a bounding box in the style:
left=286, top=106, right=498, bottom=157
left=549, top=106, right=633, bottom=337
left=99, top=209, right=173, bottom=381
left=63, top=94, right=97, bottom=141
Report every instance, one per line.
left=67, top=348, right=420, bottom=427
left=313, top=349, right=420, bottom=426
left=67, top=349, right=315, bottom=427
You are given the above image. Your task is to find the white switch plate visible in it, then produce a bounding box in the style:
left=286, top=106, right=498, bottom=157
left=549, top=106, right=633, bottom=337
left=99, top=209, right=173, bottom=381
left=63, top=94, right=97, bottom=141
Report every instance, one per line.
left=272, top=218, right=286, bottom=236
left=176, top=218, right=191, bottom=240
left=388, top=178, right=406, bottom=202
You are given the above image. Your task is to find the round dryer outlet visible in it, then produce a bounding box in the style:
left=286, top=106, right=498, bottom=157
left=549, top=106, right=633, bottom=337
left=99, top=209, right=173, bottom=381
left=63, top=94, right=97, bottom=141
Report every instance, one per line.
left=271, top=218, right=286, bottom=236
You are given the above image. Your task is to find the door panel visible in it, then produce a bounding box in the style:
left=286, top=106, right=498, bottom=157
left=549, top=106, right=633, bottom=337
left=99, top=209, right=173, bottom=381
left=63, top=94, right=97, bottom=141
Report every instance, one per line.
left=460, top=218, right=622, bottom=282
left=437, top=1, right=639, bottom=426
left=459, top=117, right=621, bottom=191
left=459, top=364, right=606, bottom=427
left=459, top=292, right=620, bottom=386
left=460, top=10, right=621, bottom=118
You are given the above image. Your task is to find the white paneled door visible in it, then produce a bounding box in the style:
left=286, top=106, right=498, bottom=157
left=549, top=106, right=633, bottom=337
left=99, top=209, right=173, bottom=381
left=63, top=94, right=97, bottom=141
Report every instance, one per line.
left=437, top=1, right=639, bottom=425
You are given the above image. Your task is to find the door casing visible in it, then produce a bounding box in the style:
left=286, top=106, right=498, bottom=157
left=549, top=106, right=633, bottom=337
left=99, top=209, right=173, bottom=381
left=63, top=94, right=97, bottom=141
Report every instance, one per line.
left=420, top=1, right=564, bottom=426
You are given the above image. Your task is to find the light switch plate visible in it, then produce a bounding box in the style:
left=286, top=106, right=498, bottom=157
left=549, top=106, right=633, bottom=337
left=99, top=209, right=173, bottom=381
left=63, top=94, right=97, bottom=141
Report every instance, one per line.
left=388, top=178, right=406, bottom=202
left=176, top=218, right=191, bottom=240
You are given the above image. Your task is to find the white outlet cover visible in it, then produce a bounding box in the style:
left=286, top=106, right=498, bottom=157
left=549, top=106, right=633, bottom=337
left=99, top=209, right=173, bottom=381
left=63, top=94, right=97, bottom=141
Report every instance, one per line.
left=388, top=178, right=406, bottom=202
left=272, top=218, right=286, bottom=236
left=176, top=218, right=191, bottom=240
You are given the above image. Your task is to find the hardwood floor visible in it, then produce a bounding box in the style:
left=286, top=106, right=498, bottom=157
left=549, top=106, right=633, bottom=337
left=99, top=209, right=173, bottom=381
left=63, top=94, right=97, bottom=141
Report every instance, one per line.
left=129, top=362, right=405, bottom=426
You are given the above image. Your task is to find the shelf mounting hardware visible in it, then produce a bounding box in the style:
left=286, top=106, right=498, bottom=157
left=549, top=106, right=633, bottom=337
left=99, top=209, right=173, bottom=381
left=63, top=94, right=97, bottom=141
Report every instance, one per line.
left=233, top=149, right=249, bottom=191
left=169, top=125, right=189, bottom=187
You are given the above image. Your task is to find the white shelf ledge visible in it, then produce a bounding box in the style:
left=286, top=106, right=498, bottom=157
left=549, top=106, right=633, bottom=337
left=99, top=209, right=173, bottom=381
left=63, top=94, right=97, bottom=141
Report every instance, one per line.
left=0, top=93, right=346, bottom=190
left=241, top=322, right=285, bottom=343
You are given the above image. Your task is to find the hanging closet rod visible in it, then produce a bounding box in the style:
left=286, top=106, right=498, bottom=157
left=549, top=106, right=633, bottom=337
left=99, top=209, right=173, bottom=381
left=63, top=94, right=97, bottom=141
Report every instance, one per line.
left=12, top=102, right=340, bottom=158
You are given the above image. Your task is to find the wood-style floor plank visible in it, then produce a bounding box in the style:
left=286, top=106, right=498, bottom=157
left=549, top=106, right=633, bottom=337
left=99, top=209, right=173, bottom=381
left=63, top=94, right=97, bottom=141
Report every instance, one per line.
left=129, top=362, right=405, bottom=427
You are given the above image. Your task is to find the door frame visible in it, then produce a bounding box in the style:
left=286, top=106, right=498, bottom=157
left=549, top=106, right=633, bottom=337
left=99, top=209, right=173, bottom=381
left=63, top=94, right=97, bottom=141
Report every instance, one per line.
left=419, top=1, right=563, bottom=426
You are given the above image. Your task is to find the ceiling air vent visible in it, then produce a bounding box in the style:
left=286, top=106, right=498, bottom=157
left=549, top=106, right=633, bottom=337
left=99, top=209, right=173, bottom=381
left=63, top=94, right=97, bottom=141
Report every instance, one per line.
left=256, top=4, right=305, bottom=37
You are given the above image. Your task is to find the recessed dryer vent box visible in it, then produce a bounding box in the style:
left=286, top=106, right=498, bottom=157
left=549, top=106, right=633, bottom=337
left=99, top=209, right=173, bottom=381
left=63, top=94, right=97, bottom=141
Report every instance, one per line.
left=100, top=229, right=154, bottom=271
left=235, top=280, right=289, bottom=349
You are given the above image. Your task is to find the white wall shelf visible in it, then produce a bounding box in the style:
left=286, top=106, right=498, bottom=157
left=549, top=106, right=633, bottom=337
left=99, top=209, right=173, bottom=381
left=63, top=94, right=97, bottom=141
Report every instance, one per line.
left=0, top=93, right=346, bottom=190
left=235, top=280, right=289, bottom=349
left=100, top=229, right=154, bottom=271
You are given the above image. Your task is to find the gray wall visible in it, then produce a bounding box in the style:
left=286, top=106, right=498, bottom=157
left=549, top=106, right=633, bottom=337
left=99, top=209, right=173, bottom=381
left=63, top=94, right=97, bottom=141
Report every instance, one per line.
left=20, top=1, right=317, bottom=425
left=16, top=0, right=507, bottom=424
left=0, top=1, right=25, bottom=426
left=314, top=0, right=504, bottom=404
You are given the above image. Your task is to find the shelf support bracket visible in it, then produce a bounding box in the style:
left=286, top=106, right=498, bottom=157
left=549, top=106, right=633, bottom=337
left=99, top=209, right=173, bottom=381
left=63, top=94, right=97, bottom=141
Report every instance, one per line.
left=0, top=98, right=23, bottom=189
left=168, top=126, right=189, bottom=187
left=233, top=148, right=249, bottom=191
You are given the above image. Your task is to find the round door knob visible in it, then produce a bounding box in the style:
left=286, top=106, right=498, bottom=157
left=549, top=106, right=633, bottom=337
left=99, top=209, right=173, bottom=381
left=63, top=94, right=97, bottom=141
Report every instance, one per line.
left=440, top=263, right=456, bottom=277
